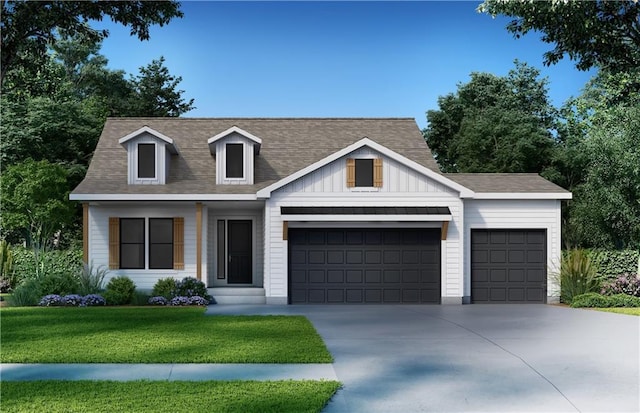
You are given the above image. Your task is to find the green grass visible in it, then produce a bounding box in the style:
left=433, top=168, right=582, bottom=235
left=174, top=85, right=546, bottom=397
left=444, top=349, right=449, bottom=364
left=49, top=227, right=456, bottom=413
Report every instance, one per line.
left=594, top=307, right=640, bottom=316
left=0, top=307, right=332, bottom=363
left=0, top=380, right=341, bottom=413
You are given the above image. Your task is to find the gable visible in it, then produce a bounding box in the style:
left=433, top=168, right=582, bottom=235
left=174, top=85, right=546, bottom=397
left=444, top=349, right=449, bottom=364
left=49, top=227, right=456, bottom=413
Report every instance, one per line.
left=272, top=145, right=461, bottom=196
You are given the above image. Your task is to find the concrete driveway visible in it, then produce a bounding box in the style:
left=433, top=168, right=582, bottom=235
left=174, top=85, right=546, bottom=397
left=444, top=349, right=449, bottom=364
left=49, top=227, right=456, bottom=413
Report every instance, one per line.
left=208, top=304, right=640, bottom=412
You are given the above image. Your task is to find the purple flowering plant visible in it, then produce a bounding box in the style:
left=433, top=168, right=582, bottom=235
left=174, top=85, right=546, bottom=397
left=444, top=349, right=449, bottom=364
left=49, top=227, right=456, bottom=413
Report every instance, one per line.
left=148, top=296, right=169, bottom=306
left=602, top=273, right=640, bottom=297
left=170, top=296, right=191, bottom=306
left=188, top=296, right=209, bottom=306
left=62, top=294, right=84, bottom=306
left=82, top=294, right=106, bottom=306
left=39, top=294, right=64, bottom=307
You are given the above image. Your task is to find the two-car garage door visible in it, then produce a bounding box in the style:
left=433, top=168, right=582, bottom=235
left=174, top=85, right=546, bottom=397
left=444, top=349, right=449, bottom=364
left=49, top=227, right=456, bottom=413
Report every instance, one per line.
left=289, top=228, right=441, bottom=304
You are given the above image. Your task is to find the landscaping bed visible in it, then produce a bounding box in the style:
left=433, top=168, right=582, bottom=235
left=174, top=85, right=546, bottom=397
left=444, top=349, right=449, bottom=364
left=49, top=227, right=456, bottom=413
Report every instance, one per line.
left=0, top=307, right=333, bottom=363
left=1, top=380, right=341, bottom=413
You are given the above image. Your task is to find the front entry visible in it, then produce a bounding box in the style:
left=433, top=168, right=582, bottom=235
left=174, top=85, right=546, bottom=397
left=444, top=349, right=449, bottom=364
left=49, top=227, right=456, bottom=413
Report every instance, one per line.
left=227, top=220, right=252, bottom=284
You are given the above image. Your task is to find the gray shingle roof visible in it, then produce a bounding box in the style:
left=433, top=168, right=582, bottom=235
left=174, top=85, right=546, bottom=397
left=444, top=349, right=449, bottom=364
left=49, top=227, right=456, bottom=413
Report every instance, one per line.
left=71, top=117, right=440, bottom=196
left=71, top=117, right=570, bottom=198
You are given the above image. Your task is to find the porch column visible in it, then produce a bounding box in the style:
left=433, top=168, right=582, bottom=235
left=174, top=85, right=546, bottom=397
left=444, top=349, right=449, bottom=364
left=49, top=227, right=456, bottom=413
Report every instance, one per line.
left=196, top=202, right=203, bottom=280
left=82, top=203, right=89, bottom=264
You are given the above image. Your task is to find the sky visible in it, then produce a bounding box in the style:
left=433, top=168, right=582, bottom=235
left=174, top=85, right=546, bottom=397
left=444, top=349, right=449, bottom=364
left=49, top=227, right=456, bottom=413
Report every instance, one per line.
left=94, top=1, right=595, bottom=129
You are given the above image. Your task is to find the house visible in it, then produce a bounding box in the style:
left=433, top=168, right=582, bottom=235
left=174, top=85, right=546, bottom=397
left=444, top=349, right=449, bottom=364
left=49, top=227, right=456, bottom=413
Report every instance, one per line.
left=70, top=118, right=571, bottom=305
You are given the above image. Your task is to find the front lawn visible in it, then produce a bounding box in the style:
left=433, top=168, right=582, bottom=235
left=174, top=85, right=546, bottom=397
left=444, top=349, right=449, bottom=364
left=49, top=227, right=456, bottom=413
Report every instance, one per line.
left=0, top=307, right=332, bottom=363
left=594, top=307, right=640, bottom=316
left=1, top=380, right=341, bottom=413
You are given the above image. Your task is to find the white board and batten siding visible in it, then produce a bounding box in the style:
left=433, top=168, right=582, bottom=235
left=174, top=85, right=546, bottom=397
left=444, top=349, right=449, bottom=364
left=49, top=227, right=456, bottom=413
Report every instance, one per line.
left=88, top=203, right=207, bottom=290
left=463, top=199, right=562, bottom=300
left=124, top=132, right=171, bottom=185
left=264, top=149, right=466, bottom=303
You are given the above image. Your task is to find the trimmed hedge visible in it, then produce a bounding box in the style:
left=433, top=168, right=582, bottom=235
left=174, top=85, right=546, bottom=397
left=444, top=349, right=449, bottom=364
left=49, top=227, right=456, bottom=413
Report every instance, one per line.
left=571, top=293, right=640, bottom=308
left=587, top=250, right=639, bottom=280
left=11, top=247, right=83, bottom=285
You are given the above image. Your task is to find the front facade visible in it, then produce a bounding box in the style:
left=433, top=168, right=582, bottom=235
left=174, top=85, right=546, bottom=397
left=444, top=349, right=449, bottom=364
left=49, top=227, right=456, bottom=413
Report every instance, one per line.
left=71, top=118, right=571, bottom=304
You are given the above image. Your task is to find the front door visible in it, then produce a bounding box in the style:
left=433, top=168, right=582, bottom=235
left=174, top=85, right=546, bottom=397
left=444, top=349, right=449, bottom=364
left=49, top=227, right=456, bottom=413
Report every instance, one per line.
left=228, top=220, right=252, bottom=284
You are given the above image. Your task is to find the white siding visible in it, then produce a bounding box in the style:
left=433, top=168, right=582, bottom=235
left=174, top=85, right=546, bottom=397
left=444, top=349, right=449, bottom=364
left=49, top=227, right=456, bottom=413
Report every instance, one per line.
left=263, top=150, right=464, bottom=301
left=463, top=199, right=562, bottom=301
left=88, top=203, right=205, bottom=290
left=206, top=209, right=264, bottom=287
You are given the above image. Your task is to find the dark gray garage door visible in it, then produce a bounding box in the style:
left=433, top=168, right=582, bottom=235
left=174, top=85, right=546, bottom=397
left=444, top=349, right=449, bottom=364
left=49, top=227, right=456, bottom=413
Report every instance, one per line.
left=289, top=228, right=440, bottom=304
left=471, top=229, right=546, bottom=303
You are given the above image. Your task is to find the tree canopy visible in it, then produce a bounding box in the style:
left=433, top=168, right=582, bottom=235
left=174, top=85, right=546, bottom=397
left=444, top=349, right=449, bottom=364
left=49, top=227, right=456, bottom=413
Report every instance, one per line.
left=478, top=0, right=640, bottom=72
left=423, top=61, right=556, bottom=173
left=0, top=0, right=183, bottom=86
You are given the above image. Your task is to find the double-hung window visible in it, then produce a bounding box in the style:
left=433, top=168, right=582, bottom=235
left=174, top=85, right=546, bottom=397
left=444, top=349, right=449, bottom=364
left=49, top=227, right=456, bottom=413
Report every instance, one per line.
left=113, top=218, right=180, bottom=270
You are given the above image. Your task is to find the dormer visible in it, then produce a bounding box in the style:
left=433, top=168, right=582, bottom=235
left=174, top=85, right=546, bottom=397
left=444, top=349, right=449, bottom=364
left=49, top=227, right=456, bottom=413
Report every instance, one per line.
left=119, top=126, right=178, bottom=185
left=208, top=126, right=262, bottom=185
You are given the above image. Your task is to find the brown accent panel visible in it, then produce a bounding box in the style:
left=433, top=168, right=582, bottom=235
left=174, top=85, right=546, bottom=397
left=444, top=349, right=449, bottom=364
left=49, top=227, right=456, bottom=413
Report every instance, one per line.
left=283, top=221, right=289, bottom=240
left=196, top=203, right=203, bottom=280
left=346, top=158, right=355, bottom=187
left=373, top=158, right=383, bottom=187
left=441, top=221, right=449, bottom=241
left=82, top=204, right=89, bottom=264
left=173, top=217, right=185, bottom=270
left=108, top=217, right=119, bottom=269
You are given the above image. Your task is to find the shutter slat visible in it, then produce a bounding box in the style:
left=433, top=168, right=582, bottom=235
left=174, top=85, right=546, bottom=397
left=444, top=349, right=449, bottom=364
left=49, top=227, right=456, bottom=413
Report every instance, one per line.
left=374, top=158, right=383, bottom=187
left=108, top=217, right=119, bottom=269
left=174, top=217, right=185, bottom=270
left=346, top=158, right=355, bottom=187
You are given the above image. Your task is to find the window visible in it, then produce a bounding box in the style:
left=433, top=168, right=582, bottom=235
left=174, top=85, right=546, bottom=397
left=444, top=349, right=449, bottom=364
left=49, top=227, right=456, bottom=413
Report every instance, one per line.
left=347, top=158, right=383, bottom=188
left=226, top=143, right=244, bottom=178
left=120, top=218, right=144, bottom=269
left=112, top=218, right=181, bottom=270
left=149, top=218, right=173, bottom=269
left=138, top=143, right=156, bottom=178
left=355, top=159, right=374, bottom=187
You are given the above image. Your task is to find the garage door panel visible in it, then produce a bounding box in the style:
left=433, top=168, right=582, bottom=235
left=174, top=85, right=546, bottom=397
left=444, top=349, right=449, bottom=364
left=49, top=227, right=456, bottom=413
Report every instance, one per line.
left=472, top=229, right=546, bottom=304
left=290, top=228, right=440, bottom=304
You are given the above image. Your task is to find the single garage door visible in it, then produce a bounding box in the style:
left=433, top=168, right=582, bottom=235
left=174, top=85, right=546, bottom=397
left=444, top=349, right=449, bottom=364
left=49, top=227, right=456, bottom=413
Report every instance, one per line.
left=289, top=228, right=440, bottom=304
left=471, top=229, right=546, bottom=303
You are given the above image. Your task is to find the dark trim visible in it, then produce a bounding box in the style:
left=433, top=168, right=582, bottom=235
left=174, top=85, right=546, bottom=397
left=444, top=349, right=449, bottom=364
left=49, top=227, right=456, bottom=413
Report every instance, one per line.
left=281, top=206, right=451, bottom=215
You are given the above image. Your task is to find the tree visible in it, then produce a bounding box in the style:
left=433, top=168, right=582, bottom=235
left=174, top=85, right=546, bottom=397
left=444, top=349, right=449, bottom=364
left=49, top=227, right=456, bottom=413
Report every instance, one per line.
left=0, top=159, right=75, bottom=248
left=0, top=0, right=183, bottom=87
left=423, top=61, right=556, bottom=173
left=478, top=0, right=640, bottom=72
left=128, top=57, right=195, bottom=117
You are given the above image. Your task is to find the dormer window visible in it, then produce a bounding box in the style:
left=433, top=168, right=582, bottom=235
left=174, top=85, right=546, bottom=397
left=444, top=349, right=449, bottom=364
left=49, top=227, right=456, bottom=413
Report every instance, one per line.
left=119, top=126, right=178, bottom=185
left=208, top=126, right=262, bottom=185
left=137, top=143, right=156, bottom=179
left=225, top=143, right=244, bottom=179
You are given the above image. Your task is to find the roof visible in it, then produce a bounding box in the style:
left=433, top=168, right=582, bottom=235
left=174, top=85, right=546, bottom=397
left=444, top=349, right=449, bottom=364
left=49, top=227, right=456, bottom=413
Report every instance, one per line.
left=71, top=117, right=439, bottom=197
left=445, top=173, right=571, bottom=198
left=281, top=207, right=451, bottom=215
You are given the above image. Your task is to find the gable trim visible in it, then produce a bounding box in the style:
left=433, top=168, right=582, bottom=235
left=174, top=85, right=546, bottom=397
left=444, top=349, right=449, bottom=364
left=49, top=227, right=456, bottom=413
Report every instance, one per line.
left=208, top=126, right=262, bottom=155
left=256, top=137, right=475, bottom=199
left=118, top=126, right=178, bottom=154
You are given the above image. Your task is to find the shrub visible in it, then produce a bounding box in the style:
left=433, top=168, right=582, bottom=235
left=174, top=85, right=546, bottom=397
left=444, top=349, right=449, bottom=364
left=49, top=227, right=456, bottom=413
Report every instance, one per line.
left=601, top=273, right=640, bottom=297
left=62, top=294, right=84, bottom=306
left=0, top=240, right=17, bottom=289
left=11, top=247, right=83, bottom=286
left=103, top=276, right=136, bottom=306
left=39, top=294, right=64, bottom=307
left=82, top=294, right=106, bottom=306
left=152, top=277, right=177, bottom=299
left=0, top=277, right=12, bottom=293
left=559, top=249, right=600, bottom=304
left=131, top=291, right=150, bottom=306
left=148, top=296, right=169, bottom=306
left=570, top=293, right=640, bottom=308
left=588, top=250, right=640, bottom=280
left=173, top=277, right=212, bottom=301
left=39, top=272, right=79, bottom=296
left=170, top=296, right=191, bottom=306
left=77, top=262, right=108, bottom=295
left=7, top=279, right=41, bottom=306
left=188, top=296, right=209, bottom=306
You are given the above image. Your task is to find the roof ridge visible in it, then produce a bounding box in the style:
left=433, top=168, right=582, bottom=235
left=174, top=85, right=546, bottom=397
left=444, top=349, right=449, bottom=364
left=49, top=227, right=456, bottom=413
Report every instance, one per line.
left=105, top=117, right=417, bottom=121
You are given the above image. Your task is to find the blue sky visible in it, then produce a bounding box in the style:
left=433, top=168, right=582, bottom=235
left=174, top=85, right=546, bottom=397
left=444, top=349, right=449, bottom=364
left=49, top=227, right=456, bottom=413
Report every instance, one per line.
left=95, top=1, right=595, bottom=129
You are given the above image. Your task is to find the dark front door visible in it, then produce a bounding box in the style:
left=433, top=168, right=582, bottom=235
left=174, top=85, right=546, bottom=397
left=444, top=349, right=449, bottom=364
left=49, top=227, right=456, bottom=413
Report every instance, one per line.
left=228, top=220, right=252, bottom=284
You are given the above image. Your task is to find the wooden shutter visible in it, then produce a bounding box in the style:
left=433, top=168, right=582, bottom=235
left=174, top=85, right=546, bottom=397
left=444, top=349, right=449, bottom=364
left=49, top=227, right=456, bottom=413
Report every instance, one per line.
left=108, top=217, right=119, bottom=269
left=173, top=217, right=185, bottom=270
left=346, top=158, right=356, bottom=187
left=373, top=158, right=383, bottom=187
